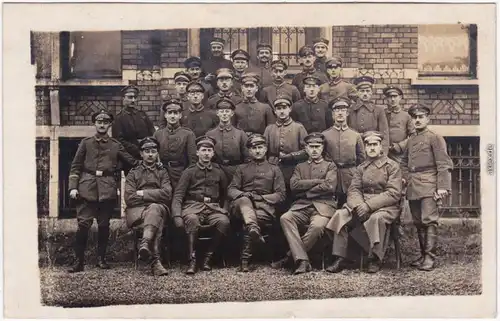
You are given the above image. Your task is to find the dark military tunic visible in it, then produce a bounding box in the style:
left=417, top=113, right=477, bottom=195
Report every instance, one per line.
left=153, top=124, right=197, bottom=188
left=291, top=68, right=329, bottom=99
left=260, top=82, right=301, bottom=106
left=348, top=101, right=390, bottom=155
left=290, top=97, right=333, bottom=133
left=385, top=107, right=416, bottom=162
left=112, top=107, right=156, bottom=159
left=314, top=56, right=328, bottom=74
left=201, top=56, right=233, bottom=76
left=249, top=62, right=273, bottom=90
left=206, top=91, right=243, bottom=110
left=320, top=79, right=357, bottom=102
left=181, top=104, right=219, bottom=137
left=234, top=98, right=276, bottom=135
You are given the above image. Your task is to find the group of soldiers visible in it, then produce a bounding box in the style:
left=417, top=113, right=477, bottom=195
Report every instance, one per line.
left=66, top=37, right=453, bottom=277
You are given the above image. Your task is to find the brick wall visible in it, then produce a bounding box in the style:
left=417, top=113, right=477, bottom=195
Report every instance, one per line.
left=36, top=87, right=51, bottom=125
left=160, top=29, right=188, bottom=68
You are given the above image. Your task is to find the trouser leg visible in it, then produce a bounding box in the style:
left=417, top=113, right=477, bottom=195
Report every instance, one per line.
left=280, top=210, right=309, bottom=262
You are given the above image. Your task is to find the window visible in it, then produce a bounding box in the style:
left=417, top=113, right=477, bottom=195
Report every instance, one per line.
left=61, top=31, right=122, bottom=79
left=36, top=139, right=50, bottom=217
left=213, top=28, right=248, bottom=60
left=418, top=24, right=477, bottom=78
left=272, top=27, right=306, bottom=68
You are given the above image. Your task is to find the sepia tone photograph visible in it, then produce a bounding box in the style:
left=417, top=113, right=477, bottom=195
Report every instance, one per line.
left=3, top=2, right=496, bottom=319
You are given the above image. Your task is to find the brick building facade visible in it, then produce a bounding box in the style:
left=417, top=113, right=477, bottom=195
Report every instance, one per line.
left=33, top=25, right=480, bottom=218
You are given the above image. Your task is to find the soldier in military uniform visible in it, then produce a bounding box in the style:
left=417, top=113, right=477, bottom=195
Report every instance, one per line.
left=260, top=60, right=301, bottom=106
left=184, top=56, right=215, bottom=102
left=277, top=133, right=338, bottom=274
left=153, top=99, right=197, bottom=189
left=234, top=73, right=276, bottom=135
left=250, top=43, right=274, bottom=92
left=171, top=136, right=231, bottom=274
left=228, top=134, right=286, bottom=272
left=206, top=68, right=243, bottom=110
left=312, top=37, right=330, bottom=74
left=231, top=49, right=252, bottom=95
left=401, top=104, right=453, bottom=271
left=264, top=97, right=308, bottom=188
left=201, top=37, right=234, bottom=85
left=68, top=110, right=139, bottom=273
left=383, top=85, right=415, bottom=163
left=348, top=76, right=390, bottom=155
left=320, top=56, right=357, bottom=102
left=206, top=98, right=250, bottom=182
left=159, top=72, right=192, bottom=130
left=182, top=82, right=219, bottom=137
left=290, top=75, right=333, bottom=133
left=124, top=137, right=172, bottom=276
left=292, top=45, right=329, bottom=99
left=326, top=131, right=402, bottom=274
left=322, top=98, right=365, bottom=207
left=112, top=85, right=156, bottom=174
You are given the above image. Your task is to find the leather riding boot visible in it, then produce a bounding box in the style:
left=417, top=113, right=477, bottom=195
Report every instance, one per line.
left=293, top=260, right=312, bottom=275
left=186, top=232, right=198, bottom=275
left=139, top=225, right=157, bottom=262
left=150, top=229, right=168, bottom=276
left=325, top=256, right=345, bottom=273
left=240, top=232, right=252, bottom=272
left=202, top=230, right=224, bottom=271
left=96, top=226, right=110, bottom=269
left=240, top=205, right=264, bottom=244
left=366, top=254, right=382, bottom=274
left=68, top=226, right=89, bottom=273
left=411, top=227, right=426, bottom=267
left=419, top=225, right=437, bottom=271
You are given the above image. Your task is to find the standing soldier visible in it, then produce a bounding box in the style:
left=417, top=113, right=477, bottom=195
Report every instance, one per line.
left=383, top=85, right=415, bottom=163
left=290, top=75, right=333, bottom=133
left=153, top=99, right=197, bottom=189
left=112, top=85, right=156, bottom=174
left=234, top=73, right=276, bottom=135
left=201, top=37, right=233, bottom=85
left=159, top=72, right=192, bottom=129
left=321, top=56, right=357, bottom=102
left=292, top=45, right=329, bottom=99
left=206, top=98, right=250, bottom=182
left=184, top=57, right=215, bottom=101
left=277, top=133, right=338, bottom=274
left=125, top=137, right=172, bottom=276
left=325, top=131, right=402, bottom=274
left=171, top=136, right=231, bottom=275
left=312, top=37, right=330, bottom=74
left=182, top=82, right=219, bottom=137
left=349, top=76, right=390, bottom=155
left=260, top=60, right=301, bottom=106
left=228, top=134, right=286, bottom=272
left=206, top=68, right=243, bottom=110
left=67, top=110, right=138, bottom=273
left=251, top=43, right=274, bottom=92
left=264, top=97, right=308, bottom=189
left=322, top=98, right=365, bottom=207
left=231, top=49, right=252, bottom=95
left=401, top=104, right=453, bottom=271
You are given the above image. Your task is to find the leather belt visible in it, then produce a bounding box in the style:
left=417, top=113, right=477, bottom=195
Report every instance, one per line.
left=336, top=162, right=356, bottom=169
left=409, top=165, right=435, bottom=173
left=82, top=168, right=115, bottom=177
left=186, top=195, right=219, bottom=203
left=363, top=188, right=384, bottom=194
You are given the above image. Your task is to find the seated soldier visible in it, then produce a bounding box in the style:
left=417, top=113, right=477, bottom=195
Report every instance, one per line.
left=124, top=137, right=172, bottom=276
left=275, top=133, right=338, bottom=275
left=171, top=136, right=230, bottom=275
left=325, top=131, right=402, bottom=274
left=228, top=134, right=286, bottom=272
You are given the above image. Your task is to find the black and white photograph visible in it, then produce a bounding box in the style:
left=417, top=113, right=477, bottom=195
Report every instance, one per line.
left=3, top=2, right=496, bottom=318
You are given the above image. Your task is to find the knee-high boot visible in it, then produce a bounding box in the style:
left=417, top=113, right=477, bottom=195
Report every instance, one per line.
left=150, top=229, right=168, bottom=276
left=186, top=232, right=198, bottom=275
left=411, top=227, right=426, bottom=267
left=96, top=226, right=111, bottom=269
left=68, top=226, right=89, bottom=273
left=240, top=232, right=252, bottom=272
left=139, top=225, right=157, bottom=261
left=202, top=230, right=224, bottom=271
left=419, top=225, right=437, bottom=271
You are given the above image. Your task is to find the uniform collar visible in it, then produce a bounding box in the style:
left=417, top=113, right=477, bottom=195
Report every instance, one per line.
left=302, top=67, right=316, bottom=75
left=362, top=155, right=388, bottom=169
left=273, top=80, right=286, bottom=87
left=276, top=117, right=293, bottom=127
left=124, top=106, right=137, bottom=114
left=353, top=100, right=374, bottom=112
left=141, top=161, right=158, bottom=171
left=189, top=103, right=205, bottom=112
left=329, top=77, right=342, bottom=85
left=257, top=61, right=271, bottom=69
left=305, top=96, right=320, bottom=104
left=94, top=134, right=109, bottom=142
left=243, top=97, right=258, bottom=103
left=252, top=159, right=268, bottom=165
left=308, top=157, right=324, bottom=164
left=219, top=123, right=233, bottom=132
left=197, top=162, right=213, bottom=170
left=416, top=128, right=429, bottom=135
left=333, top=123, right=349, bottom=131
left=218, top=91, right=233, bottom=98
left=387, top=106, right=402, bottom=113
left=167, top=123, right=180, bottom=133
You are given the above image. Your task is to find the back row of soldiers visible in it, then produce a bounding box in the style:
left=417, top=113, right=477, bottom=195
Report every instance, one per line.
left=66, top=37, right=453, bottom=277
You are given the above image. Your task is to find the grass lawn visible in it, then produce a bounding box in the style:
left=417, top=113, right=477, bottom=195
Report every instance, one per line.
left=40, top=219, right=482, bottom=307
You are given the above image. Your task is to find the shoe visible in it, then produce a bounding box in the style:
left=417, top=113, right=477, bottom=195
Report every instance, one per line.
left=271, top=256, right=291, bottom=270
left=96, top=257, right=110, bottom=269
left=249, top=227, right=265, bottom=244
left=293, top=260, right=312, bottom=275
left=410, top=256, right=425, bottom=268
left=68, top=259, right=84, bottom=273
left=151, top=260, right=169, bottom=276
left=241, top=260, right=250, bottom=273
left=366, top=260, right=381, bottom=273
left=325, top=257, right=345, bottom=273
left=201, top=253, right=213, bottom=271
left=418, top=255, right=435, bottom=271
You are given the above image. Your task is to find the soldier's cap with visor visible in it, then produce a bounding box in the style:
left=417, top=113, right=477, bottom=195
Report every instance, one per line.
left=271, top=59, right=288, bottom=70
left=312, top=37, right=330, bottom=48
left=121, top=85, right=139, bottom=96
left=273, top=96, right=292, bottom=108
left=246, top=133, right=267, bottom=148
left=184, top=56, right=202, bottom=69
left=162, top=98, right=183, bottom=112
left=408, top=103, right=432, bottom=117
left=302, top=75, right=323, bottom=86
left=353, top=75, right=375, bottom=89
left=210, top=37, right=226, bottom=47
left=215, top=98, right=236, bottom=110
left=298, top=45, right=315, bottom=57
left=304, top=132, right=325, bottom=145
left=196, top=135, right=216, bottom=149
left=231, top=49, right=250, bottom=61
left=241, top=72, right=260, bottom=85
left=186, top=82, right=205, bottom=93
left=257, top=43, right=273, bottom=53
left=174, top=71, right=191, bottom=83
left=328, top=97, right=351, bottom=110
left=139, top=137, right=160, bottom=150
left=383, top=85, right=404, bottom=97
left=92, top=109, right=114, bottom=123
left=325, top=56, right=343, bottom=68
left=362, top=131, right=384, bottom=144
left=216, top=68, right=234, bottom=79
